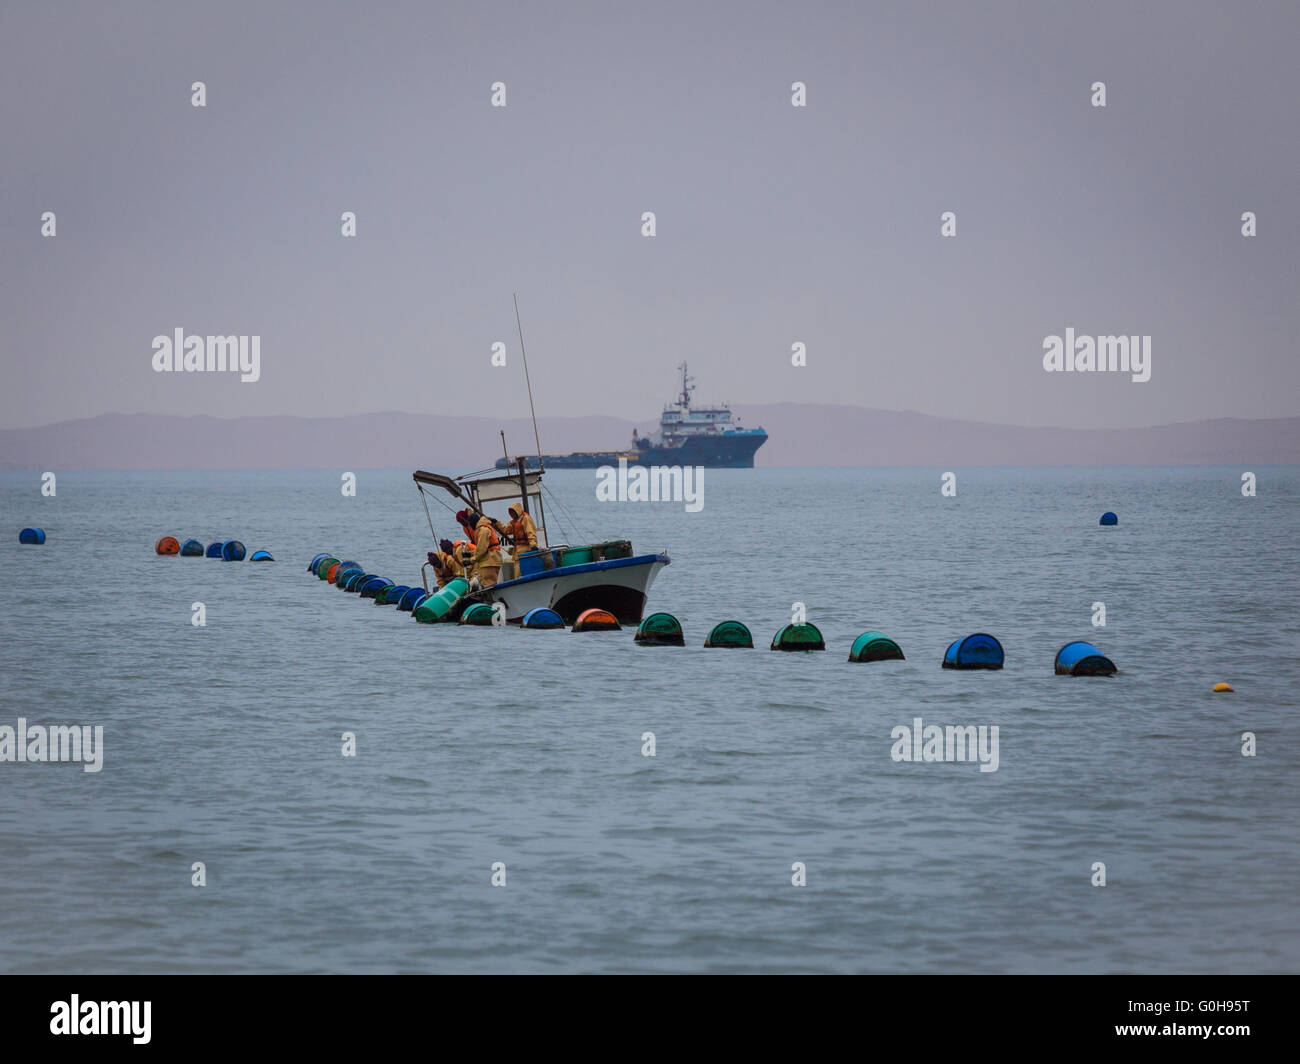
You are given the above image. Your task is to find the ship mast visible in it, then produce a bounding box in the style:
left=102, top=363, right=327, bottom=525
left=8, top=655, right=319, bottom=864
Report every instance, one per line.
left=677, top=361, right=695, bottom=409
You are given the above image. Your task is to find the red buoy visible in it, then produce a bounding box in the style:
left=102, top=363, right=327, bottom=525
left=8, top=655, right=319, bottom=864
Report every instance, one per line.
left=572, top=608, right=621, bottom=632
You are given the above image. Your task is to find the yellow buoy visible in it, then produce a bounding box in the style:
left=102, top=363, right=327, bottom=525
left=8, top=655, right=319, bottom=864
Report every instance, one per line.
left=1212, top=682, right=1234, bottom=693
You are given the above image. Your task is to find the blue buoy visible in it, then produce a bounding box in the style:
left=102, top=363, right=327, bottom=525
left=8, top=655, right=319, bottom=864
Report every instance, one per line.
left=19, top=528, right=45, bottom=544
left=1055, top=641, right=1117, bottom=676
left=180, top=539, right=205, bottom=556
left=221, top=540, right=246, bottom=561
left=377, top=585, right=410, bottom=605
left=250, top=550, right=274, bottom=561
left=397, top=588, right=427, bottom=612
left=309, top=552, right=329, bottom=573
left=943, top=633, right=1004, bottom=670
left=359, top=577, right=392, bottom=598
left=344, top=572, right=377, bottom=592
left=335, top=568, right=364, bottom=590
left=206, top=541, right=224, bottom=558
left=522, top=607, right=564, bottom=629
left=1100, top=511, right=1118, bottom=526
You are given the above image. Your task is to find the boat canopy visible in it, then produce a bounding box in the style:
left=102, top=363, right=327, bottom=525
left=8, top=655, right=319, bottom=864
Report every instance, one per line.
left=413, top=466, right=549, bottom=546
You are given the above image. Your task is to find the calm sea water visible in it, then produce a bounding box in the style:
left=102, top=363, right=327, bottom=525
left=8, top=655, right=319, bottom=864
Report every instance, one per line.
left=1, top=466, right=1297, bottom=973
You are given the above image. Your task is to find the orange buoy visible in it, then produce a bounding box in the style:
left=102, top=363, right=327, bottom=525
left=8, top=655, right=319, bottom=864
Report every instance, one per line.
left=1212, top=682, right=1234, bottom=693
left=572, top=607, right=621, bottom=632
left=327, top=562, right=342, bottom=583
left=155, top=536, right=180, bottom=555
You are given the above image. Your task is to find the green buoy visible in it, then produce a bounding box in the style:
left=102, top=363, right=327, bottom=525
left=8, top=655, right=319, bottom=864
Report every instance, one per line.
left=770, top=623, right=825, bottom=652
left=316, top=557, right=340, bottom=580
left=635, top=612, right=684, bottom=646
left=460, top=602, right=498, bottom=626
left=847, top=631, right=905, bottom=662
left=704, top=620, right=753, bottom=648
left=414, top=578, right=469, bottom=624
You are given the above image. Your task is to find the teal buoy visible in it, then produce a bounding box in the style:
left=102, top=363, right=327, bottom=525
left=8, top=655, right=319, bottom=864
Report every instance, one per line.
left=180, top=539, right=204, bottom=556
left=635, top=612, right=684, bottom=646
left=19, top=528, right=45, bottom=545
left=460, top=602, right=498, bottom=626
left=848, top=631, right=904, bottom=662
left=771, top=623, right=825, bottom=651
left=704, top=620, right=753, bottom=648
left=414, top=578, right=469, bottom=623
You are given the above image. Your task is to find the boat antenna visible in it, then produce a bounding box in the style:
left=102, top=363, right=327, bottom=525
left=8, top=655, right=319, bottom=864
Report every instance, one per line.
left=513, top=293, right=549, bottom=545
left=514, top=293, right=544, bottom=472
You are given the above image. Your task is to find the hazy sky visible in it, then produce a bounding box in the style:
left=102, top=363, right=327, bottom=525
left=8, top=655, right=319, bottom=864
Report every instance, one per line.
left=3, top=0, right=1297, bottom=431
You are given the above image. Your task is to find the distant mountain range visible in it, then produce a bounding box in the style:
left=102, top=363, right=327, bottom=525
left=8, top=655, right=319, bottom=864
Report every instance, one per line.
left=1, top=406, right=1297, bottom=470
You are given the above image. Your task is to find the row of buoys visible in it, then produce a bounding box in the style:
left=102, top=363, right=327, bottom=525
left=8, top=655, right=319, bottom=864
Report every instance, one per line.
left=19, top=527, right=46, bottom=544
left=309, top=553, right=436, bottom=618
left=304, top=557, right=1117, bottom=672
left=309, top=552, right=640, bottom=632
left=635, top=619, right=1117, bottom=674
left=156, top=536, right=271, bottom=561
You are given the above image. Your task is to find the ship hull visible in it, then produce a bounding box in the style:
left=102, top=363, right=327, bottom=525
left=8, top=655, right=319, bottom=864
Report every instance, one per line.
left=497, top=431, right=767, bottom=470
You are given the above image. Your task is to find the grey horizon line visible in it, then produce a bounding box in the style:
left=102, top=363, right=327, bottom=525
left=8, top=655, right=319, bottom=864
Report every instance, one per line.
left=7, top=403, right=1298, bottom=436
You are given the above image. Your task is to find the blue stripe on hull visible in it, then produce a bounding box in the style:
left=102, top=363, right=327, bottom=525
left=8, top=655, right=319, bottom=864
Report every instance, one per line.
left=490, top=552, right=670, bottom=592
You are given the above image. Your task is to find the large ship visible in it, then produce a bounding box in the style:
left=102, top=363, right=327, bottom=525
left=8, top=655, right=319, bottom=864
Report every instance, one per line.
left=495, top=363, right=768, bottom=470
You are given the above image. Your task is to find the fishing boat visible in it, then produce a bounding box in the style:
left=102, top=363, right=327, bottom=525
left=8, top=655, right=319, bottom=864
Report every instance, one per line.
left=411, top=296, right=670, bottom=626
left=412, top=463, right=670, bottom=625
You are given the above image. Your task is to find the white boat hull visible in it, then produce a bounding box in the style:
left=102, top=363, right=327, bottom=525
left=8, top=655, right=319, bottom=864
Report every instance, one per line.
left=466, top=553, right=670, bottom=625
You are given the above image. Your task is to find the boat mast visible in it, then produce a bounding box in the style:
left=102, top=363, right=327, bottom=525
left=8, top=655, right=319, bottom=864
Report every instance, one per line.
left=513, top=294, right=548, bottom=545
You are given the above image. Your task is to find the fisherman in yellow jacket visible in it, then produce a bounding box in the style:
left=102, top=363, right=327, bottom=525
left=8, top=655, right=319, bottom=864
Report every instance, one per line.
left=465, top=509, right=503, bottom=587
left=427, top=539, right=463, bottom=588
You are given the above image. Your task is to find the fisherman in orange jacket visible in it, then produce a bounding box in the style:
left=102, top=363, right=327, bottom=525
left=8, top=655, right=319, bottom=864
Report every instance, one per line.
left=454, top=509, right=477, bottom=542
left=506, top=502, right=539, bottom=558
